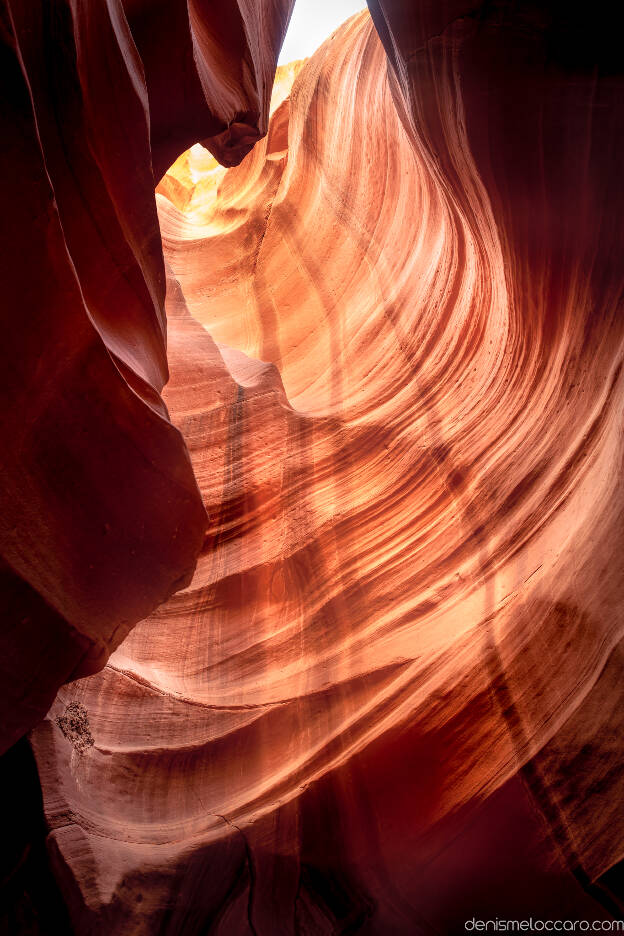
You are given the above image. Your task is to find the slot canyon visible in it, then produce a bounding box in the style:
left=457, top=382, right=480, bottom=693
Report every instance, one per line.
left=1, top=1, right=623, bottom=933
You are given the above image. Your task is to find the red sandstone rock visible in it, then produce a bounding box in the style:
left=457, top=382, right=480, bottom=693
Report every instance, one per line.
left=367, top=0, right=624, bottom=890
left=30, top=4, right=624, bottom=932
left=0, top=0, right=292, bottom=753
left=122, top=0, right=295, bottom=178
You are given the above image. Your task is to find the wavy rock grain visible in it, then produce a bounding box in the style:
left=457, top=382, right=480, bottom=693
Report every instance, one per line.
left=0, top=0, right=292, bottom=752
left=30, top=3, right=624, bottom=933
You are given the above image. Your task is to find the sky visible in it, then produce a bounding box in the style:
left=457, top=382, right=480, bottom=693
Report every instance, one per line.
left=278, top=0, right=368, bottom=64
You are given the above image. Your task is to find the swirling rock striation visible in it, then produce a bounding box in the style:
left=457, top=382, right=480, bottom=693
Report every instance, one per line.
left=30, top=3, right=624, bottom=933
left=365, top=0, right=624, bottom=891
left=0, top=0, right=292, bottom=753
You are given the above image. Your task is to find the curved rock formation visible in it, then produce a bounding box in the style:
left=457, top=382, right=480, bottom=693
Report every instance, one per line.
left=29, top=2, right=624, bottom=933
left=122, top=0, right=295, bottom=177
left=0, top=0, right=292, bottom=753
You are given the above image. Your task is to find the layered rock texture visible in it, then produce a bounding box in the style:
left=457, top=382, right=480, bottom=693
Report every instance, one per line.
left=0, top=0, right=293, bottom=752
left=0, top=0, right=621, bottom=932
left=21, top=2, right=624, bottom=933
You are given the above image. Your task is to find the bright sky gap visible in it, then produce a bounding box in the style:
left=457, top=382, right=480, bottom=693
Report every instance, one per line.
left=278, top=0, right=368, bottom=64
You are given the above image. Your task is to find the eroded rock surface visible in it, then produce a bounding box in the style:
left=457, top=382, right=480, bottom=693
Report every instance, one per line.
left=30, top=4, right=624, bottom=933
left=0, top=0, right=292, bottom=752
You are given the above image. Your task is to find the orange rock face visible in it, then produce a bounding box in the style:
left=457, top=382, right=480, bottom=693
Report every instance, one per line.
left=28, top=4, right=624, bottom=933
left=0, top=0, right=292, bottom=754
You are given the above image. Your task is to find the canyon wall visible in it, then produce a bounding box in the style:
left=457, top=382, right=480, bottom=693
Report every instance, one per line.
left=0, top=0, right=292, bottom=753
left=29, top=5, right=624, bottom=933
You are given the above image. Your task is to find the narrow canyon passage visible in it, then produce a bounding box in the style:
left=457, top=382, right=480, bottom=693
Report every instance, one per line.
left=1, top=1, right=623, bottom=933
